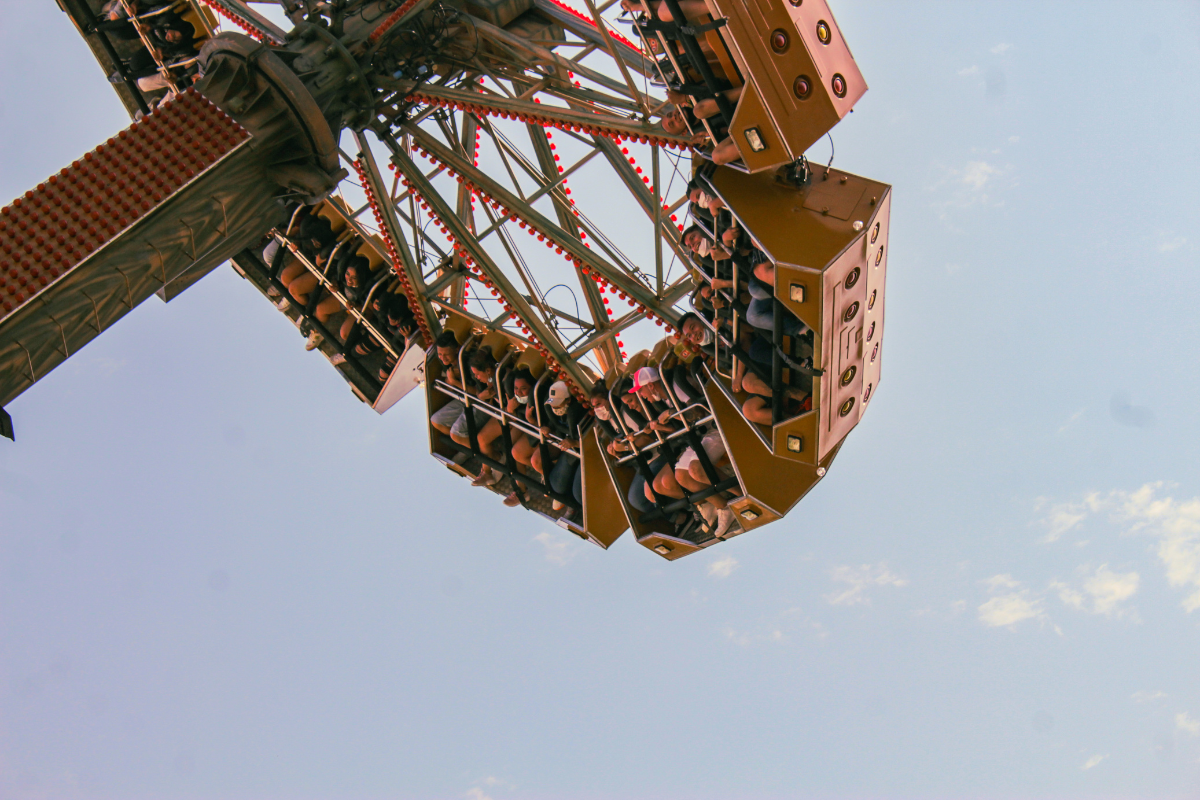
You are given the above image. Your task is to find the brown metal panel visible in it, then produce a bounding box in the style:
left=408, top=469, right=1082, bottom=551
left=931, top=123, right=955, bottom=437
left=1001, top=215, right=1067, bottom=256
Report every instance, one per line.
left=705, top=374, right=815, bottom=519
left=859, top=190, right=891, bottom=412
left=727, top=82, right=792, bottom=173
left=580, top=427, right=628, bottom=549
left=636, top=533, right=702, bottom=561
left=706, top=0, right=866, bottom=165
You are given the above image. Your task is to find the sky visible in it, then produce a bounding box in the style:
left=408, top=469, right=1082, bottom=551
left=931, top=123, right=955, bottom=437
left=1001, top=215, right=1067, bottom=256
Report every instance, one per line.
left=3, top=1, right=1200, bottom=799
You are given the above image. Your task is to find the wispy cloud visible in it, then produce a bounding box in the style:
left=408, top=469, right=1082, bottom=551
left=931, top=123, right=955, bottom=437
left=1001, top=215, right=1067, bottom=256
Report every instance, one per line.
left=1035, top=494, right=1105, bottom=542
left=978, top=575, right=1052, bottom=629
left=1057, top=407, right=1085, bottom=435
left=465, top=789, right=494, bottom=800
left=1132, top=690, right=1167, bottom=703
left=991, top=42, right=1012, bottom=54
left=1051, top=565, right=1139, bottom=617
left=707, top=555, right=738, bottom=579
left=532, top=532, right=576, bottom=567
left=1033, top=484, right=1200, bottom=612
left=960, top=160, right=1001, bottom=191
left=722, top=607, right=825, bottom=646
left=928, top=157, right=1013, bottom=227
left=1177, top=712, right=1200, bottom=736
left=825, top=563, right=908, bottom=606
left=1158, top=236, right=1186, bottom=253
left=1081, top=754, right=1107, bottom=770
left=958, top=65, right=980, bottom=76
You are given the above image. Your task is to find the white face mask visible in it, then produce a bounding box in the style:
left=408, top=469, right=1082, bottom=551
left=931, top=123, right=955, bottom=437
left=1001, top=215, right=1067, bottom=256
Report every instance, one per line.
left=551, top=403, right=569, bottom=417
left=698, top=328, right=714, bottom=347
left=695, top=238, right=711, bottom=258
left=594, top=405, right=611, bottom=421
left=697, top=191, right=713, bottom=207
left=516, top=394, right=529, bottom=405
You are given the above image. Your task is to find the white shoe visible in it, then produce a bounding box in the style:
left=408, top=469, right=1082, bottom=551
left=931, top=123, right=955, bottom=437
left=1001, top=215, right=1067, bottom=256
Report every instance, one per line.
left=552, top=499, right=565, bottom=512
left=698, top=502, right=717, bottom=531
left=304, top=331, right=324, bottom=351
left=715, top=508, right=738, bottom=539
left=267, top=285, right=281, bottom=298
left=330, top=353, right=346, bottom=366
left=275, top=296, right=291, bottom=311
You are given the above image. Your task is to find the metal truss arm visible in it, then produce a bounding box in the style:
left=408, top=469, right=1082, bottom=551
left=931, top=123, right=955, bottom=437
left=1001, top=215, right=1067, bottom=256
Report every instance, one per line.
left=403, top=124, right=678, bottom=324
left=353, top=132, right=442, bottom=338
left=389, top=147, right=593, bottom=391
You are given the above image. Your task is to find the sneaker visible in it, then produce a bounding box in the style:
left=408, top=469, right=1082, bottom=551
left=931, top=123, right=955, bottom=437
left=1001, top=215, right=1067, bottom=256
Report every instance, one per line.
left=503, top=492, right=521, bottom=507
left=471, top=467, right=495, bottom=487
left=108, top=71, right=125, bottom=85
left=715, top=508, right=738, bottom=539
left=698, top=502, right=717, bottom=531
left=304, top=331, right=324, bottom=351
left=552, top=499, right=565, bottom=512
left=275, top=296, right=291, bottom=311
left=267, top=286, right=281, bottom=298
left=330, top=353, right=346, bottom=366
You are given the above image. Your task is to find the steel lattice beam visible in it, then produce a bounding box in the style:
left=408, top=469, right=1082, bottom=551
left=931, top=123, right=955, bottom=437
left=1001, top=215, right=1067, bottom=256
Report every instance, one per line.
left=353, top=132, right=442, bottom=339
left=402, top=123, right=679, bottom=327
left=390, top=146, right=592, bottom=391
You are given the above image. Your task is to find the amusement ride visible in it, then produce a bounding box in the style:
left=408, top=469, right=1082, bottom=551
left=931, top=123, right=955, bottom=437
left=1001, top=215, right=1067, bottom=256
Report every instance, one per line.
left=0, top=0, right=891, bottom=559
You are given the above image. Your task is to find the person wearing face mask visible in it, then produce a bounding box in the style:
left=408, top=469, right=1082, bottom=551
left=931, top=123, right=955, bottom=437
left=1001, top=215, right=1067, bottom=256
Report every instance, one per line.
left=472, top=368, right=535, bottom=495
left=537, top=381, right=590, bottom=512
left=590, top=382, right=651, bottom=458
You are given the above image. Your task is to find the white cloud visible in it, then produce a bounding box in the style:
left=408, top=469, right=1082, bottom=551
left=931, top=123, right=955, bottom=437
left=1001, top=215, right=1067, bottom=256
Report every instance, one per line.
left=1177, top=712, right=1200, bottom=736
left=991, top=42, right=1012, bottom=54
left=723, top=626, right=785, bottom=646
left=1008, top=135, right=1020, bottom=143
left=1132, top=690, right=1167, bottom=703
left=960, top=160, right=1000, bottom=190
left=1034, top=484, right=1200, bottom=612
left=979, top=592, right=1044, bottom=628
left=825, top=563, right=908, bottom=606
left=978, top=575, right=1052, bottom=629
left=722, top=607, right=825, bottom=646
left=1158, top=236, right=1186, bottom=253
left=465, top=789, right=494, bottom=800
left=984, top=574, right=1022, bottom=591
left=958, top=65, right=980, bottom=76
left=1114, top=484, right=1200, bottom=612
left=1051, top=565, right=1139, bottom=617
left=1035, top=493, right=1105, bottom=542
left=1081, top=754, right=1107, bottom=770
left=1057, top=407, right=1085, bottom=435
left=532, top=532, right=576, bottom=567
left=1083, top=566, right=1139, bottom=614
left=707, top=555, right=738, bottom=579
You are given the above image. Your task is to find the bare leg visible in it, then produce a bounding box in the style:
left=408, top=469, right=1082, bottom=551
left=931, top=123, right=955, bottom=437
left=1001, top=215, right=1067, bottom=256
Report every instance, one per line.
left=512, top=435, right=535, bottom=467
left=315, top=295, right=342, bottom=324
left=289, top=273, right=319, bottom=305
left=688, top=460, right=728, bottom=509
left=653, top=462, right=684, bottom=499
left=742, top=395, right=772, bottom=426
left=713, top=136, right=741, bottom=166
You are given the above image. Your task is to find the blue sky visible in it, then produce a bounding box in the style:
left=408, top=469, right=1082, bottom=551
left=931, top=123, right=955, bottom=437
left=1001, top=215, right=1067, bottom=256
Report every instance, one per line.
left=3, top=1, right=1200, bottom=798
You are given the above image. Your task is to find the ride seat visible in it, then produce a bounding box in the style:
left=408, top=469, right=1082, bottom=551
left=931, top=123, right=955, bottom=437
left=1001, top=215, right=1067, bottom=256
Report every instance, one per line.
left=623, top=351, right=649, bottom=376
left=514, top=346, right=546, bottom=380
left=356, top=235, right=387, bottom=273
left=478, top=330, right=512, bottom=361
left=316, top=197, right=351, bottom=235
left=442, top=312, right=474, bottom=345
left=648, top=337, right=673, bottom=366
